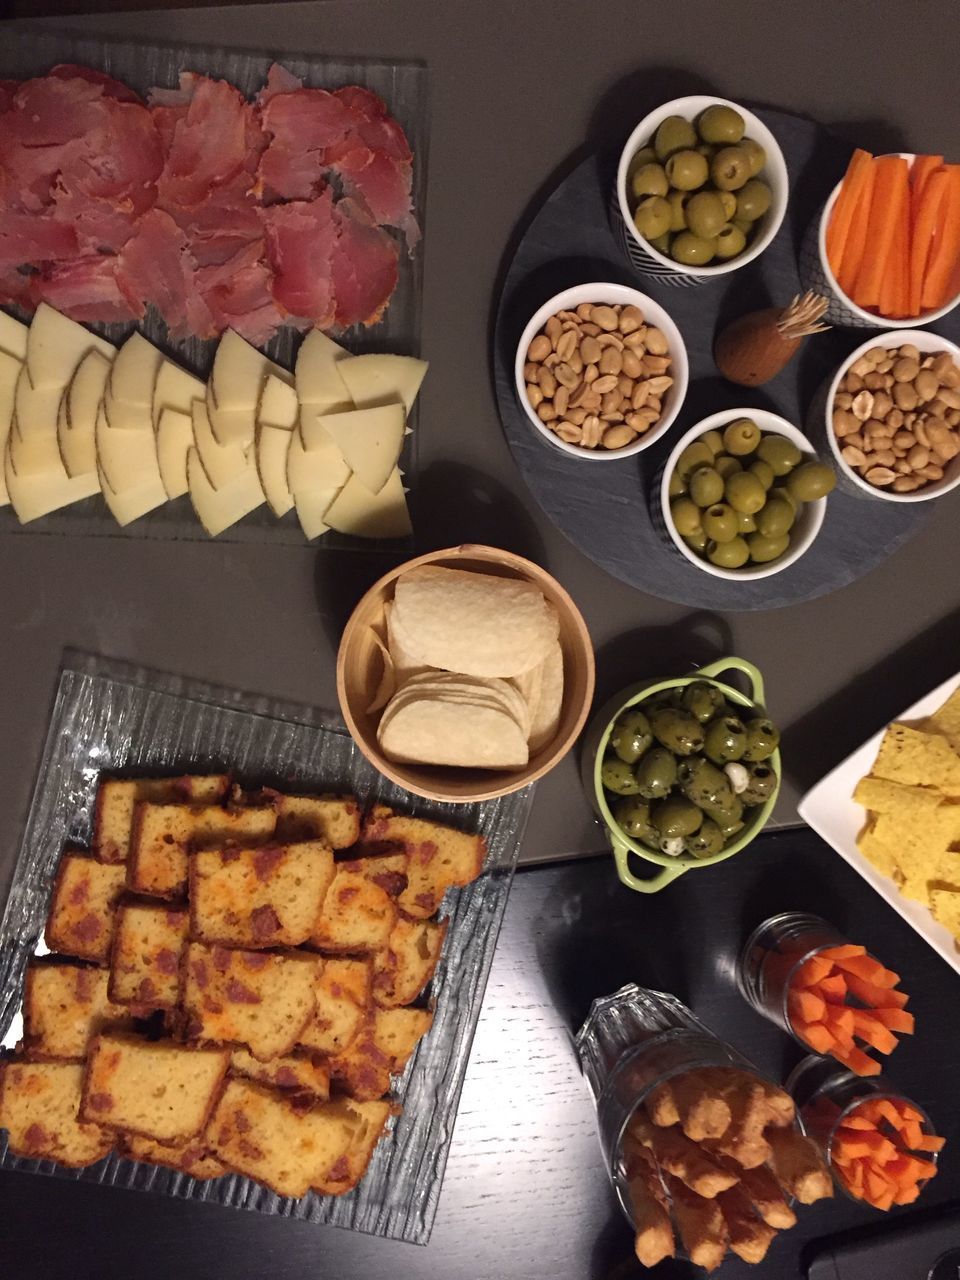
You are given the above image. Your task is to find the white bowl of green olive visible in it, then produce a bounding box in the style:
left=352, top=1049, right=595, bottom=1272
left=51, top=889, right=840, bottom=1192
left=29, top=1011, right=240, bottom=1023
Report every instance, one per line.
left=615, top=96, right=789, bottom=285
left=659, top=409, right=834, bottom=579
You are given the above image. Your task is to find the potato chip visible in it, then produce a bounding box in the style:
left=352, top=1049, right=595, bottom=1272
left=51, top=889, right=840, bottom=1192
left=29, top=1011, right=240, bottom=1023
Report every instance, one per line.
left=391, top=566, right=559, bottom=678
left=366, top=631, right=396, bottom=715
left=871, top=723, right=960, bottom=796
left=528, top=641, right=564, bottom=754
left=378, top=697, right=529, bottom=769
left=925, top=685, right=960, bottom=753
left=384, top=600, right=431, bottom=682
left=391, top=672, right=531, bottom=738
left=853, top=776, right=945, bottom=816
left=930, top=887, right=960, bottom=940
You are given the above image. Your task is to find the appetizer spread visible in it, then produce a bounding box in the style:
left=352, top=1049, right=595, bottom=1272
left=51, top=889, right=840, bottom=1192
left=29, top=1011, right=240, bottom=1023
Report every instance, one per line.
left=0, top=773, right=485, bottom=1198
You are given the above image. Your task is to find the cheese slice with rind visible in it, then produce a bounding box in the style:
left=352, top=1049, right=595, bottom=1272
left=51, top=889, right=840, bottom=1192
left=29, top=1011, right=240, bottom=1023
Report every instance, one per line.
left=61, top=349, right=111, bottom=478
left=26, top=303, right=114, bottom=390
left=14, top=365, right=62, bottom=441
left=287, top=421, right=349, bottom=496
left=156, top=407, right=194, bottom=500
left=96, top=405, right=161, bottom=493
left=0, top=349, right=18, bottom=505
left=0, top=310, right=28, bottom=362
left=9, top=413, right=64, bottom=477
left=153, top=361, right=205, bottom=430
left=295, top=330, right=351, bottom=412
left=258, top=374, right=299, bottom=431
left=103, top=388, right=152, bottom=432
left=109, top=332, right=163, bottom=410
left=5, top=443, right=99, bottom=522
left=295, top=485, right=342, bottom=540
left=209, top=331, right=292, bottom=447
left=323, top=468, right=411, bottom=540
left=335, top=354, right=427, bottom=415
left=186, top=447, right=264, bottom=536
left=316, top=404, right=405, bottom=495
left=192, top=399, right=248, bottom=490
left=256, top=423, right=294, bottom=517
left=99, top=463, right=167, bottom=526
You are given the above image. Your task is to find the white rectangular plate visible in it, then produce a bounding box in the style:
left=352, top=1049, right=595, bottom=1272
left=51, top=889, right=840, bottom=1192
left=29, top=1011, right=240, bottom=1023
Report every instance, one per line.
left=798, top=670, right=960, bottom=976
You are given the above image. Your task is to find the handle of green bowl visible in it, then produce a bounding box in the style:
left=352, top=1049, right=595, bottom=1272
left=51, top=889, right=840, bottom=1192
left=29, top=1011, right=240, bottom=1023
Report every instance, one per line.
left=611, top=834, right=687, bottom=895
left=694, top=656, right=766, bottom=709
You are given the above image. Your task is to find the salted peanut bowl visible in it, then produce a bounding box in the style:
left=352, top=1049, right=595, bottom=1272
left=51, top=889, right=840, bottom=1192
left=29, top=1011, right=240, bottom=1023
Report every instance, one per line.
left=336, top=544, right=595, bottom=804
left=514, top=282, right=689, bottom=460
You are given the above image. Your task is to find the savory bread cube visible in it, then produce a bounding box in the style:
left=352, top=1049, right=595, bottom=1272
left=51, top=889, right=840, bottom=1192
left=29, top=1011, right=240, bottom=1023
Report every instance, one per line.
left=208, top=1079, right=361, bottom=1198
left=120, top=1132, right=226, bottom=1180
left=328, top=1007, right=433, bottom=1101
left=312, top=867, right=396, bottom=952
left=182, top=943, right=317, bottom=1061
left=361, top=806, right=486, bottom=918
left=274, top=794, right=361, bottom=848
left=229, top=1048, right=330, bottom=1101
left=109, top=903, right=188, bottom=1009
left=23, top=961, right=131, bottom=1059
left=93, top=776, right=229, bottom=863
left=190, top=841, right=334, bottom=949
left=340, top=850, right=408, bottom=898
left=313, top=1099, right=393, bottom=1196
left=128, top=802, right=277, bottom=899
left=298, top=957, right=372, bottom=1056
left=45, top=852, right=126, bottom=964
left=81, top=1033, right=229, bottom=1142
left=372, top=916, right=448, bottom=1008
left=0, top=1060, right=113, bottom=1167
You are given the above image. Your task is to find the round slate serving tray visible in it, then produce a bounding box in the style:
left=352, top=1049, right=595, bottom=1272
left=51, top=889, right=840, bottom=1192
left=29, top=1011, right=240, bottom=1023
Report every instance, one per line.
left=493, top=107, right=960, bottom=610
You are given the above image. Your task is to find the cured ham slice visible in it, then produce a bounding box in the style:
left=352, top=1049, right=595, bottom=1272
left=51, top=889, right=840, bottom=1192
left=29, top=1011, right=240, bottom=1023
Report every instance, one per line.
left=329, top=146, right=419, bottom=249
left=0, top=81, right=18, bottom=113
left=47, top=65, right=143, bottom=104
left=0, top=265, right=35, bottom=309
left=334, top=86, right=412, bottom=162
left=0, top=76, right=107, bottom=211
left=155, top=76, right=264, bottom=208
left=198, top=242, right=283, bottom=347
left=261, top=192, right=336, bottom=324
left=0, top=215, right=78, bottom=270
left=257, top=63, right=302, bottom=105
left=36, top=256, right=141, bottom=324
left=330, top=200, right=399, bottom=329
left=257, top=87, right=354, bottom=201
left=118, top=210, right=215, bottom=339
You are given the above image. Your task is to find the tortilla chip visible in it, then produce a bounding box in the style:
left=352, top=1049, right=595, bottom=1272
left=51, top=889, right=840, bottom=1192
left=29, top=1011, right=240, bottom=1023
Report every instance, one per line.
left=925, top=685, right=960, bottom=753
left=857, top=823, right=902, bottom=883
left=853, top=776, right=946, bottom=816
left=871, top=723, right=960, bottom=796
left=930, top=887, right=960, bottom=939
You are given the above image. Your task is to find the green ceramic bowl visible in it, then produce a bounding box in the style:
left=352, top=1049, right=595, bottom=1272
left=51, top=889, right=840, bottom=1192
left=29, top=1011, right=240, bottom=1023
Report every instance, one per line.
left=582, top=656, right=781, bottom=894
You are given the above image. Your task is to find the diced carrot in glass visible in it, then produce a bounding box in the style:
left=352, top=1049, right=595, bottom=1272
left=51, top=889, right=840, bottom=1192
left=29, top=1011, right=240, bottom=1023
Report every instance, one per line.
left=893, top=1183, right=922, bottom=1206
left=872, top=1187, right=897, bottom=1211
left=799, top=1022, right=835, bottom=1054
left=818, top=973, right=848, bottom=1002
left=789, top=989, right=827, bottom=1023
left=852, top=1012, right=898, bottom=1055
left=915, top=1134, right=946, bottom=1153
left=894, top=1101, right=923, bottom=1122
left=819, top=944, right=867, bottom=961
left=839, top=1112, right=876, bottom=1131
left=795, top=954, right=835, bottom=986
left=841, top=1045, right=883, bottom=1076
left=844, top=973, right=909, bottom=1009
left=871, top=1008, right=915, bottom=1034
left=874, top=1100, right=904, bottom=1130
left=900, top=1120, right=924, bottom=1150
left=866, top=1168, right=896, bottom=1201
left=825, top=1005, right=856, bottom=1036
left=836, top=1136, right=874, bottom=1159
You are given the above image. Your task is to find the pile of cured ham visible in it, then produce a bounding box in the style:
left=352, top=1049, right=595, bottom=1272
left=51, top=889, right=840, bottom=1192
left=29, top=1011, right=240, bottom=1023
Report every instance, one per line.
left=0, top=62, right=418, bottom=346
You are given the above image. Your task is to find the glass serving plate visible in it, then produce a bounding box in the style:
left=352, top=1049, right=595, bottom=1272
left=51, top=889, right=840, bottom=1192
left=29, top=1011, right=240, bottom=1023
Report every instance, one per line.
left=0, top=25, right=427, bottom=548
left=0, top=653, right=530, bottom=1245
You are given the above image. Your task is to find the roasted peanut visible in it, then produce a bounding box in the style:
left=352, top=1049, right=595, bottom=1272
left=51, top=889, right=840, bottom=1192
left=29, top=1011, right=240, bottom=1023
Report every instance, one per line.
left=591, top=305, right=619, bottom=332
left=602, top=424, right=637, bottom=449
left=599, top=346, right=623, bottom=376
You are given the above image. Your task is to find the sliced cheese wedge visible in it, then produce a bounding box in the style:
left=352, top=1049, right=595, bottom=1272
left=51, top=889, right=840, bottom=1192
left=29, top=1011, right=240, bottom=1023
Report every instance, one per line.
left=96, top=406, right=161, bottom=494
left=209, top=328, right=291, bottom=443
left=258, top=373, right=298, bottom=431
left=9, top=421, right=65, bottom=477
left=207, top=389, right=257, bottom=447
left=0, top=310, right=28, bottom=362
left=61, top=349, right=111, bottom=478
left=295, top=329, right=351, bottom=412
left=156, top=407, right=194, bottom=500
left=0, top=349, right=21, bottom=506
left=315, top=403, right=405, bottom=495
left=324, top=468, right=411, bottom=540
left=26, top=303, right=114, bottom=390
left=99, top=463, right=167, bottom=527
left=104, top=387, right=153, bottom=432
left=153, top=360, right=205, bottom=430
left=109, top=332, right=163, bottom=410
left=287, top=421, right=350, bottom=496
left=335, top=354, right=427, bottom=416
left=192, top=399, right=249, bottom=490
left=295, top=485, right=341, bottom=540
left=14, top=365, right=62, bottom=438
left=186, top=446, right=264, bottom=536
left=256, top=423, right=294, bottom=518
left=5, top=442, right=100, bottom=523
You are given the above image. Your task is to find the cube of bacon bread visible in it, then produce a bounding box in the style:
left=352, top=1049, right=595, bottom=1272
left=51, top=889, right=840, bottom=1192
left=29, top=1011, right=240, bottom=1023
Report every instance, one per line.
left=329, top=1008, right=433, bottom=1102
left=127, top=802, right=277, bottom=899
left=273, top=793, right=361, bottom=848
left=120, top=1132, right=227, bottom=1181
left=45, top=853, right=126, bottom=964
left=372, top=916, right=448, bottom=1008
left=298, top=957, right=372, bottom=1056
left=81, top=1033, right=229, bottom=1143
left=341, top=850, right=409, bottom=899
left=208, top=1079, right=389, bottom=1198
left=22, top=961, right=131, bottom=1059
left=229, top=1048, right=330, bottom=1102
left=93, top=776, right=230, bottom=863
left=361, top=806, right=486, bottom=918
left=0, top=1060, right=113, bottom=1167
left=312, top=866, right=397, bottom=952
left=109, top=903, right=188, bottom=1009
left=190, top=841, right=334, bottom=949
left=182, top=943, right=318, bottom=1061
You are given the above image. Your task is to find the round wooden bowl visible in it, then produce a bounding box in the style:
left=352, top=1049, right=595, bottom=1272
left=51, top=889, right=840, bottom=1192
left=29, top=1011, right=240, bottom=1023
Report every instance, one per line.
left=336, top=544, right=596, bottom=803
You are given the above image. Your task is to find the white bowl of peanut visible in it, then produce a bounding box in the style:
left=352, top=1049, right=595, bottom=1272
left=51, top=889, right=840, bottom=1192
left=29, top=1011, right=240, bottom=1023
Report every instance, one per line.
left=825, top=331, right=960, bottom=501
left=513, top=282, right=689, bottom=460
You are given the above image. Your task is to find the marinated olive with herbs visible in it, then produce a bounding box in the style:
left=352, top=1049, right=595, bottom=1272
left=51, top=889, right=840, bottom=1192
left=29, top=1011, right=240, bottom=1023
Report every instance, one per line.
left=614, top=797, right=658, bottom=843
left=742, top=718, right=780, bottom=761
left=634, top=746, right=678, bottom=799
left=611, top=709, right=653, bottom=763
left=703, top=716, right=748, bottom=764
left=741, top=764, right=778, bottom=806
left=678, top=755, right=735, bottom=810
left=601, top=757, right=642, bottom=795
left=651, top=707, right=705, bottom=756
left=652, top=795, right=703, bottom=839
left=684, top=819, right=725, bottom=857
left=681, top=681, right=726, bottom=723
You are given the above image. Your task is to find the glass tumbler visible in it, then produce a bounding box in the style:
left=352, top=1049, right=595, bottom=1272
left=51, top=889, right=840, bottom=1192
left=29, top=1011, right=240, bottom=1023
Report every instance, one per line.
left=736, top=911, right=849, bottom=1041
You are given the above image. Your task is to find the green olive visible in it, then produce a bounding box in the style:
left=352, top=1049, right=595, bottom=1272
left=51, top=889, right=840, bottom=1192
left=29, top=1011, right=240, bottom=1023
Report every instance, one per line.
left=668, top=470, right=687, bottom=498
left=630, top=162, right=669, bottom=200
left=680, top=681, right=726, bottom=723
left=737, top=510, right=757, bottom=534
left=739, top=137, right=767, bottom=178
left=713, top=455, right=742, bottom=479
left=682, top=528, right=708, bottom=553
left=777, top=485, right=799, bottom=515
left=786, top=460, right=837, bottom=502
left=723, top=417, right=762, bottom=455
left=665, top=149, right=709, bottom=191
left=614, top=796, right=658, bottom=844
left=689, top=466, right=725, bottom=508
left=654, top=115, right=698, bottom=161
left=650, top=707, right=705, bottom=757
left=671, top=232, right=716, bottom=266
left=718, top=191, right=738, bottom=220
left=670, top=497, right=703, bottom=537
left=757, top=497, right=795, bottom=539
left=735, top=179, right=772, bottom=223
left=633, top=196, right=672, bottom=241
left=747, top=532, right=790, bottom=564
left=715, top=810, right=745, bottom=839
left=703, top=715, right=748, bottom=764
left=601, top=756, right=642, bottom=795
left=684, top=819, right=725, bottom=858
left=743, top=718, right=780, bottom=762
left=675, top=441, right=715, bottom=479
left=611, top=709, right=653, bottom=764
left=714, top=223, right=747, bottom=260
left=649, top=231, right=673, bottom=255
left=696, top=143, right=715, bottom=160
left=702, top=792, right=743, bottom=829
left=651, top=794, right=703, bottom=840
left=749, top=459, right=775, bottom=491
left=732, top=217, right=754, bottom=237
left=702, top=429, right=725, bottom=456
left=741, top=763, right=778, bottom=806
left=685, top=191, right=728, bottom=239
left=711, top=145, right=753, bottom=192
left=702, top=503, right=738, bottom=543
left=634, top=746, right=678, bottom=800
left=757, top=435, right=802, bottom=476
left=725, top=471, right=767, bottom=515
left=677, top=756, right=735, bottom=810
left=707, top=537, right=749, bottom=569
left=697, top=104, right=746, bottom=145
left=630, top=145, right=658, bottom=173
left=667, top=189, right=691, bottom=232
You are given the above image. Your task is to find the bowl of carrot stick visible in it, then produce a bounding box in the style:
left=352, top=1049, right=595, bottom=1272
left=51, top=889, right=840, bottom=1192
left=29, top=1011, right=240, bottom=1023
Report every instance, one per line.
left=800, top=149, right=960, bottom=328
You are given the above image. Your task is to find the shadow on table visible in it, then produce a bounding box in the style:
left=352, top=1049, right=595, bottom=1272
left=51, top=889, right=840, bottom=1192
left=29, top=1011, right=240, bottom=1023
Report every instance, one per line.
left=779, top=603, right=960, bottom=796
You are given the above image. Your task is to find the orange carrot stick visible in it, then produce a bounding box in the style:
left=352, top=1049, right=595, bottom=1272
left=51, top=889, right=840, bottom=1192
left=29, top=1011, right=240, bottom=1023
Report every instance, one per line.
left=921, top=164, right=960, bottom=309
left=817, top=973, right=848, bottom=1002
left=882, top=177, right=911, bottom=317
left=789, top=989, right=827, bottom=1023
left=854, top=155, right=910, bottom=308
left=871, top=1008, right=915, bottom=1034
left=910, top=154, right=944, bottom=223
left=843, top=974, right=909, bottom=1009
left=827, top=149, right=874, bottom=274
left=831, top=953, right=899, bottom=987
left=909, top=168, right=949, bottom=315
left=837, top=160, right=878, bottom=298
left=819, top=944, right=866, bottom=961
left=798, top=1022, right=834, bottom=1054
left=794, top=954, right=835, bottom=986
